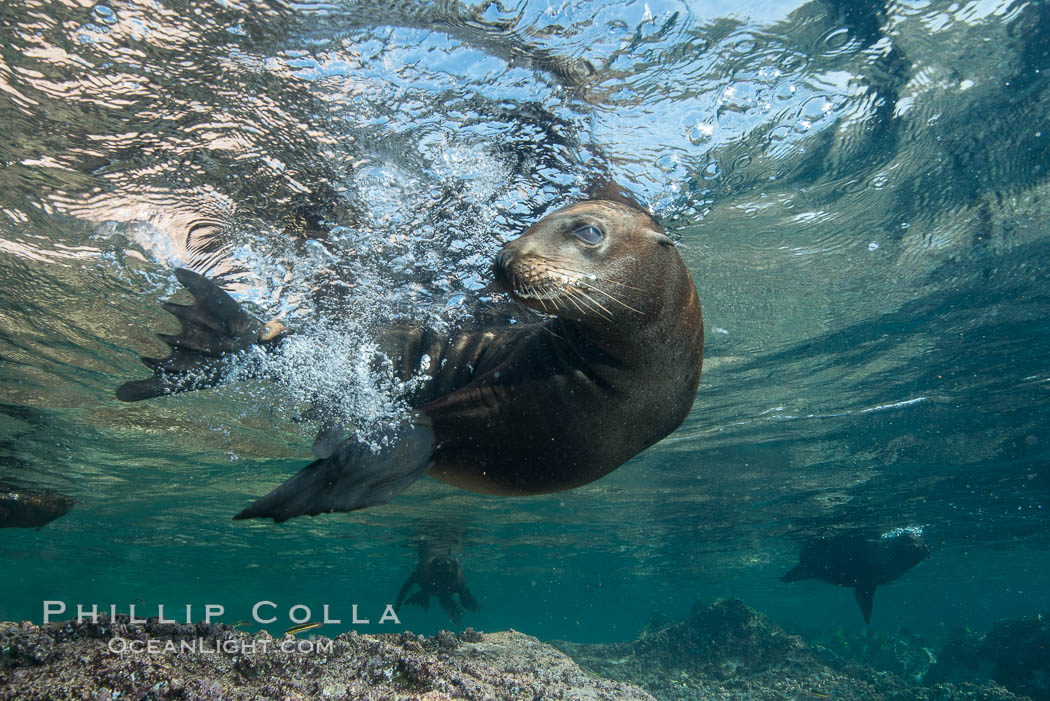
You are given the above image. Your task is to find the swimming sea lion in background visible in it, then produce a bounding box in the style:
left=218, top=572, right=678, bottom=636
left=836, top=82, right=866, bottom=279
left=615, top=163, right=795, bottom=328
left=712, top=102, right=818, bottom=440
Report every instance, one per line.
left=395, top=540, right=480, bottom=625
left=780, top=530, right=930, bottom=624
left=116, top=185, right=704, bottom=521
left=0, top=486, right=75, bottom=528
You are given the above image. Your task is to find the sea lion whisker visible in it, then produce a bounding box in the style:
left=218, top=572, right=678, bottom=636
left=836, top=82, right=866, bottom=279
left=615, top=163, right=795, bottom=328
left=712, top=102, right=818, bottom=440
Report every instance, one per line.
left=572, top=277, right=643, bottom=312
left=583, top=284, right=644, bottom=315
left=544, top=264, right=645, bottom=292
left=566, top=287, right=614, bottom=322
left=589, top=277, right=645, bottom=292
left=539, top=323, right=567, bottom=340
left=533, top=285, right=563, bottom=314
left=510, top=267, right=618, bottom=321
left=560, top=289, right=590, bottom=317
left=571, top=286, right=616, bottom=319
left=532, top=283, right=566, bottom=316
left=532, top=285, right=551, bottom=313
left=534, top=282, right=555, bottom=299
left=560, top=291, right=584, bottom=315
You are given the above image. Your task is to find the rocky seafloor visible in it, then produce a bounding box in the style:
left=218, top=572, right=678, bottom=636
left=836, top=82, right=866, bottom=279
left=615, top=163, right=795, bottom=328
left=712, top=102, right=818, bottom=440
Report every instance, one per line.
left=2, top=600, right=1047, bottom=700
left=553, top=599, right=1047, bottom=701
left=0, top=619, right=651, bottom=700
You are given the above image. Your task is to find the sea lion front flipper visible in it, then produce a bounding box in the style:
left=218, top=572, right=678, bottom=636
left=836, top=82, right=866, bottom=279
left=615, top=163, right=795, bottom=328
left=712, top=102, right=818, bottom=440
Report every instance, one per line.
left=117, top=269, right=280, bottom=402
left=437, top=594, right=464, bottom=626
left=458, top=585, right=480, bottom=613
left=405, top=590, right=430, bottom=611
left=854, top=582, right=877, bottom=624
left=395, top=570, right=418, bottom=612
left=233, top=418, right=434, bottom=523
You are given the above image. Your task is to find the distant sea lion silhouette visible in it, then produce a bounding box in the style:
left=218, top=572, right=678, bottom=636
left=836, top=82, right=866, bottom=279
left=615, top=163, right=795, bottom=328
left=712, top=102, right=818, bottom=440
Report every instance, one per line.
left=0, top=486, right=75, bottom=529
left=395, top=541, right=479, bottom=625
left=780, top=530, right=930, bottom=623
left=116, top=184, right=704, bottom=521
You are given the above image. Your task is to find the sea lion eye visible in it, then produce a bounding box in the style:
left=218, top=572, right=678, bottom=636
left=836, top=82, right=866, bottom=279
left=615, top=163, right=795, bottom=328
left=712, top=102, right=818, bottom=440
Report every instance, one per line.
left=572, top=225, right=603, bottom=245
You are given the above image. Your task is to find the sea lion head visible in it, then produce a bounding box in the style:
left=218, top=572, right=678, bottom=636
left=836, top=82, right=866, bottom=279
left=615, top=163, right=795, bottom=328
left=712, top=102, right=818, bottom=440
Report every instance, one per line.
left=883, top=531, right=930, bottom=572
left=493, top=199, right=682, bottom=327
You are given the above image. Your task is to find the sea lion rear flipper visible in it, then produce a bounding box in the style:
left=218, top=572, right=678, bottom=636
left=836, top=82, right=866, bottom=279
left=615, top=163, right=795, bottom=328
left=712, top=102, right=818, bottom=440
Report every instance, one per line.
left=458, top=585, right=480, bottom=613
left=854, top=582, right=877, bottom=624
left=117, top=269, right=281, bottom=402
left=233, top=418, right=434, bottom=523
left=437, top=594, right=464, bottom=625
left=312, top=419, right=345, bottom=459
left=779, top=564, right=811, bottom=583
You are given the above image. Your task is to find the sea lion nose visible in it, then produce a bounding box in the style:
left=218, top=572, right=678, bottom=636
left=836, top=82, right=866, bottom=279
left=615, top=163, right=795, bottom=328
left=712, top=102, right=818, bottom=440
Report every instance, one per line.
left=493, top=249, right=514, bottom=280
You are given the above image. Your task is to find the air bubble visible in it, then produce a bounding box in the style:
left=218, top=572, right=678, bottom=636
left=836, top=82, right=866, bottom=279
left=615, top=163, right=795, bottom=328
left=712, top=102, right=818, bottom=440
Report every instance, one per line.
left=773, top=82, right=796, bottom=101
left=732, top=155, right=752, bottom=170
left=731, top=38, right=756, bottom=55
left=799, top=95, right=831, bottom=122
left=656, top=154, right=679, bottom=173
left=93, top=4, right=117, bottom=24
left=821, top=28, right=851, bottom=54
left=719, top=82, right=758, bottom=114
left=688, top=123, right=716, bottom=145
left=767, top=125, right=793, bottom=142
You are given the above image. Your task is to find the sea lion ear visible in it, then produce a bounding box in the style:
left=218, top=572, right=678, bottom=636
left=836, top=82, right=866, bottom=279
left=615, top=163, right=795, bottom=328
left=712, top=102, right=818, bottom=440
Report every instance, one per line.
left=652, top=230, right=675, bottom=247
left=586, top=178, right=651, bottom=215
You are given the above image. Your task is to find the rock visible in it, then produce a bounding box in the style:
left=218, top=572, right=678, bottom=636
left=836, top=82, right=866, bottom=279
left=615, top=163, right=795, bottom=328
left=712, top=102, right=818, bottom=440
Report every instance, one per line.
left=552, top=599, right=1027, bottom=701
left=925, top=628, right=993, bottom=685
left=983, top=615, right=1050, bottom=700
left=927, top=613, right=1050, bottom=700
left=814, top=626, right=940, bottom=682
left=0, top=617, right=653, bottom=701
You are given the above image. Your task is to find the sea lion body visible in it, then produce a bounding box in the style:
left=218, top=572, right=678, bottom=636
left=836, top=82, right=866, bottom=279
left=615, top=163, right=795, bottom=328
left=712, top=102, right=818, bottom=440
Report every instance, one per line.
left=781, top=531, right=930, bottom=623
left=0, top=489, right=75, bottom=528
left=395, top=546, right=480, bottom=625
left=117, top=197, right=704, bottom=520
left=381, top=199, right=703, bottom=496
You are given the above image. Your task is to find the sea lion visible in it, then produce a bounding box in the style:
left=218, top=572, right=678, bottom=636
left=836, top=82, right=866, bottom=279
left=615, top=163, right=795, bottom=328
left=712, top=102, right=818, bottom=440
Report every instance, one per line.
left=395, top=541, right=480, bottom=625
left=780, top=530, right=930, bottom=624
left=0, top=486, right=75, bottom=529
left=116, top=187, right=704, bottom=521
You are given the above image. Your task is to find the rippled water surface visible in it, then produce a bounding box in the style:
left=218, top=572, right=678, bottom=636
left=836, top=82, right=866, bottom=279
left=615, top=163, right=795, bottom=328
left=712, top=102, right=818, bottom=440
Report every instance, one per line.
left=2, top=0, right=1049, bottom=642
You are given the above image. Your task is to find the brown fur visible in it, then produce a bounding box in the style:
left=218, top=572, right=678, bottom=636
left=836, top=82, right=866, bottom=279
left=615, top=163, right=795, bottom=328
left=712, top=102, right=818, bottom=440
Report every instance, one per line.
left=421, top=200, right=703, bottom=494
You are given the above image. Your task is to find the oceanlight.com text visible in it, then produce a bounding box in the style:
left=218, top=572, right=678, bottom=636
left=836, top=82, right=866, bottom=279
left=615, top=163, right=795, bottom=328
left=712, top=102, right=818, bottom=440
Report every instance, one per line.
left=107, top=637, right=334, bottom=655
